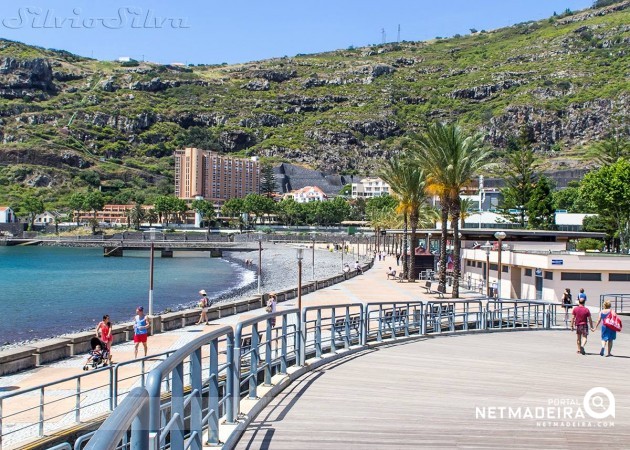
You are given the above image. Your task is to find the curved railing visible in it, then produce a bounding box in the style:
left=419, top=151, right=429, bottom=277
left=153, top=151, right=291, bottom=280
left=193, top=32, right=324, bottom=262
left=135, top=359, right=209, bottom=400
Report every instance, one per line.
left=15, top=299, right=562, bottom=450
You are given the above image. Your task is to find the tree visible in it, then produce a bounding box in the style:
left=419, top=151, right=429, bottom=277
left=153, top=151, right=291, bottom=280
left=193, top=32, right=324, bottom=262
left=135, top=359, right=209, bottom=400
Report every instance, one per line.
left=552, top=182, right=585, bottom=213
left=413, top=123, right=488, bottom=296
left=191, top=199, right=214, bottom=228
left=154, top=195, right=178, bottom=226
left=587, top=136, right=630, bottom=167
left=459, top=197, right=476, bottom=229
left=68, top=192, right=85, bottom=226
left=175, top=127, right=220, bottom=150
left=499, top=142, right=536, bottom=227
left=578, top=159, right=630, bottom=251
left=243, top=193, right=270, bottom=225
left=259, top=163, right=277, bottom=198
left=22, top=195, right=45, bottom=231
left=365, top=195, right=398, bottom=251
left=83, top=191, right=105, bottom=233
left=277, top=198, right=304, bottom=225
left=594, top=0, right=625, bottom=8
left=317, top=197, right=351, bottom=226
left=527, top=176, right=556, bottom=230
left=128, top=203, right=145, bottom=230
left=339, top=184, right=353, bottom=197
left=381, top=155, right=428, bottom=281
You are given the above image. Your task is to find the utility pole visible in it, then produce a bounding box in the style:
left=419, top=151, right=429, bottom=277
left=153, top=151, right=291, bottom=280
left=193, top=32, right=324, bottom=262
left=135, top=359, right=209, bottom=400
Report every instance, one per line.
left=381, top=28, right=386, bottom=44
left=397, top=24, right=401, bottom=42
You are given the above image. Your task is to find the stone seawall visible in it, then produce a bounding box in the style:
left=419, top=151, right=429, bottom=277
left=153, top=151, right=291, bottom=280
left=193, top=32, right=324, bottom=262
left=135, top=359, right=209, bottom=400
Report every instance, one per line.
left=0, top=260, right=372, bottom=376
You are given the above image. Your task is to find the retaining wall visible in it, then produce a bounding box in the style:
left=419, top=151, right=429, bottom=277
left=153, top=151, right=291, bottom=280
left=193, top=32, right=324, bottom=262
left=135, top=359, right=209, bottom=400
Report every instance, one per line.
left=0, top=260, right=373, bottom=376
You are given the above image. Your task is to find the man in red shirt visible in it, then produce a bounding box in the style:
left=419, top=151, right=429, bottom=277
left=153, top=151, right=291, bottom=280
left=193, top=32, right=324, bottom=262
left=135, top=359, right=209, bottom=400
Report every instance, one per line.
left=570, top=298, right=594, bottom=355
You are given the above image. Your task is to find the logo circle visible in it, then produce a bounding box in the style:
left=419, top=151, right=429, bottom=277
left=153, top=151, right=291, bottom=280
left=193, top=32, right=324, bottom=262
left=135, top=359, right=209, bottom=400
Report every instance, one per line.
left=583, top=387, right=615, bottom=419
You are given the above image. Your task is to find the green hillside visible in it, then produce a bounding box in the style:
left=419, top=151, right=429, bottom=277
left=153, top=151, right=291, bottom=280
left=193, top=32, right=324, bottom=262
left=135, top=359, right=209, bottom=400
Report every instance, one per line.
left=0, top=1, right=628, bottom=206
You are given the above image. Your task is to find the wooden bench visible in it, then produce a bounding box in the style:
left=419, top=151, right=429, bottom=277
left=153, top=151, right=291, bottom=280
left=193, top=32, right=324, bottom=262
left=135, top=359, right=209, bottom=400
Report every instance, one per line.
left=333, top=315, right=361, bottom=337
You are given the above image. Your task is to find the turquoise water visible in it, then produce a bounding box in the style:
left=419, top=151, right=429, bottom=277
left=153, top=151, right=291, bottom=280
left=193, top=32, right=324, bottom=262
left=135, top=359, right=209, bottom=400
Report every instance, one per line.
left=0, top=246, right=249, bottom=345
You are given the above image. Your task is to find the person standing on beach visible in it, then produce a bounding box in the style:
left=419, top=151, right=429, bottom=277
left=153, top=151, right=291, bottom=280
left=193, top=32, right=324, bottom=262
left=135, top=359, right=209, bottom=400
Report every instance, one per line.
left=594, top=300, right=617, bottom=357
left=196, top=289, right=211, bottom=325
left=133, top=306, right=150, bottom=359
left=570, top=298, right=594, bottom=355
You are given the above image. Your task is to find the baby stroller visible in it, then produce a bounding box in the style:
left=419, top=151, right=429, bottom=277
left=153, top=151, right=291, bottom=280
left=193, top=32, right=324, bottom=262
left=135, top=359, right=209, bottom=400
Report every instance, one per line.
left=83, top=337, right=110, bottom=370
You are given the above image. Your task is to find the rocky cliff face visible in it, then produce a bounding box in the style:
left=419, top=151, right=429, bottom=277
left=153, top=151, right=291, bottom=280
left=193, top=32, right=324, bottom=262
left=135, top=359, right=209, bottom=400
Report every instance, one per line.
left=0, top=1, right=628, bottom=190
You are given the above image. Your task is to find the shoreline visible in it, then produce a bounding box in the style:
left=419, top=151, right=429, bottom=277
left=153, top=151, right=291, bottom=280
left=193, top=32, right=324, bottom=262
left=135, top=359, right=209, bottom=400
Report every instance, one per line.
left=0, top=244, right=362, bottom=352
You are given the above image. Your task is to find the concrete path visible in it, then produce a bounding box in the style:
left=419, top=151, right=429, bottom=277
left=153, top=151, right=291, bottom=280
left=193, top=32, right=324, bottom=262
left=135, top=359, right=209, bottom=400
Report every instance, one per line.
left=236, top=330, right=630, bottom=449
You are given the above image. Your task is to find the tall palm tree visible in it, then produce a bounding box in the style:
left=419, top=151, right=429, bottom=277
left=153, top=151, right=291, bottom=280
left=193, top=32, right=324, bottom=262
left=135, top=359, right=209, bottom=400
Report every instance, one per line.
left=413, top=122, right=488, bottom=297
left=381, top=155, right=428, bottom=281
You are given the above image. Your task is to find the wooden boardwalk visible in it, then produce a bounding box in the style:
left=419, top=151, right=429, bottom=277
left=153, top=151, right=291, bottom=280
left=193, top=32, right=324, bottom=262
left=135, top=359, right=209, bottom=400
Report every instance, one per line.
left=236, top=330, right=630, bottom=449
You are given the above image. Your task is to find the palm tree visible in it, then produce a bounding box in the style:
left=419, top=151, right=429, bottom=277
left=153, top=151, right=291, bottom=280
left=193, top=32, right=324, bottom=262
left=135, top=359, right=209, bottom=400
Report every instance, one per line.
left=459, top=197, right=475, bottom=229
left=381, top=155, right=428, bottom=281
left=413, top=123, right=488, bottom=297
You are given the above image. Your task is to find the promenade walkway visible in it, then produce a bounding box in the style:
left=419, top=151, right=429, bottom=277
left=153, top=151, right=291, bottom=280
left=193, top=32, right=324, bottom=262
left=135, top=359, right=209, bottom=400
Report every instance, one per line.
left=236, top=331, right=630, bottom=449
left=1, top=252, right=612, bottom=449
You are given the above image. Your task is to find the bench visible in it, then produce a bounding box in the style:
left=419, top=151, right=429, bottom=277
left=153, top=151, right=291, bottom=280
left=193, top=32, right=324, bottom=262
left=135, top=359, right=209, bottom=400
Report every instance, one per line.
left=382, top=308, right=408, bottom=330
left=333, top=315, right=361, bottom=337
left=422, top=281, right=446, bottom=298
left=427, top=304, right=455, bottom=330
left=386, top=270, right=397, bottom=280
left=240, top=332, right=263, bottom=356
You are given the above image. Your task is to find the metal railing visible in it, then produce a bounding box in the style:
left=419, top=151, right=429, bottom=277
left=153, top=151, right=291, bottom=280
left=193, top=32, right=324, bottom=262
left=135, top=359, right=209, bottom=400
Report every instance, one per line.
left=600, top=294, right=630, bottom=313
left=0, top=349, right=178, bottom=449
left=486, top=299, right=558, bottom=329
left=4, top=299, right=564, bottom=450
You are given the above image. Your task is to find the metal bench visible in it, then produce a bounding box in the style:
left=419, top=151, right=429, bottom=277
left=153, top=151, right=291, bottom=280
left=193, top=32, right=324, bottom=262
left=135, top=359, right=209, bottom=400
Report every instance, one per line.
left=382, top=308, right=408, bottom=329
left=422, top=281, right=446, bottom=298
left=333, top=315, right=361, bottom=337
left=386, top=270, right=397, bottom=280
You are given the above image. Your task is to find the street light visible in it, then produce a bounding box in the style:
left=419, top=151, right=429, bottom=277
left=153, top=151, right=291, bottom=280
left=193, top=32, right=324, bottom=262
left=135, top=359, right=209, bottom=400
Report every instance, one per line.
left=494, top=231, right=507, bottom=299
left=311, top=236, right=316, bottom=281
left=481, top=240, right=492, bottom=298
left=257, top=234, right=262, bottom=294
left=148, top=228, right=156, bottom=316
left=296, top=248, right=304, bottom=312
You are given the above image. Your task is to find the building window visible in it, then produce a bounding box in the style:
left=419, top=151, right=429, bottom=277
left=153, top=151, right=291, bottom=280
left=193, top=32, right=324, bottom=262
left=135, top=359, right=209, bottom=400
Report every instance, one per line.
left=561, top=273, right=602, bottom=281
left=477, top=262, right=482, bottom=268
left=609, top=273, right=630, bottom=282
left=544, top=271, right=553, bottom=280
left=489, top=264, right=498, bottom=271
left=502, top=266, right=509, bottom=273
left=525, top=268, right=532, bottom=277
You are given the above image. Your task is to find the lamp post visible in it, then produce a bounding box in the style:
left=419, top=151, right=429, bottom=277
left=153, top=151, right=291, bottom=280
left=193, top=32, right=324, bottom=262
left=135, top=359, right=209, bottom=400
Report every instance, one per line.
left=481, top=240, right=492, bottom=298
left=257, top=234, right=262, bottom=295
left=296, top=248, right=304, bottom=312
left=494, top=231, right=506, bottom=299
left=311, top=236, right=316, bottom=281
left=148, top=228, right=155, bottom=316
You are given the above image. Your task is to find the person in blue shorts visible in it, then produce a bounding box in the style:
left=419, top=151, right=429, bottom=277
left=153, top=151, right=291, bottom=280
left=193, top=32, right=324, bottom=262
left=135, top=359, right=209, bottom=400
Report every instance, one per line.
left=594, top=300, right=617, bottom=357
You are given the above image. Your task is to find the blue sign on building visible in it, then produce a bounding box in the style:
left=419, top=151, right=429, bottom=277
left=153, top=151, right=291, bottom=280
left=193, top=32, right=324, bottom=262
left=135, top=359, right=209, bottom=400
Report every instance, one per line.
left=551, top=259, right=564, bottom=265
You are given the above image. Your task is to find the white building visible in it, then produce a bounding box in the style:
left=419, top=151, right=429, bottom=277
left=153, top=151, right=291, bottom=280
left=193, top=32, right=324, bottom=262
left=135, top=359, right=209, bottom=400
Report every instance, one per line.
left=34, top=211, right=61, bottom=225
left=0, top=206, right=15, bottom=223
left=284, top=186, right=327, bottom=203
left=351, top=177, right=390, bottom=198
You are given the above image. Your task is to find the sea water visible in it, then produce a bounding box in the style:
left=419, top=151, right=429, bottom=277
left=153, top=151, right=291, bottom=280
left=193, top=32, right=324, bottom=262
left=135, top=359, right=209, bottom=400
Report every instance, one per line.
left=0, top=246, right=252, bottom=345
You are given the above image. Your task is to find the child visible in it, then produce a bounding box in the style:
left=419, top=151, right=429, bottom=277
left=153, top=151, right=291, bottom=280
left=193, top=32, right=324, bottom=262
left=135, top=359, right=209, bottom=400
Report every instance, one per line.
left=83, top=344, right=103, bottom=370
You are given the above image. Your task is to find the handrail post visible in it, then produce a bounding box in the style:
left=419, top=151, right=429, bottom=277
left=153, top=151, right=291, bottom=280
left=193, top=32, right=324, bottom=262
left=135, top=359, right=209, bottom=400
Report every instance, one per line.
left=315, top=310, right=322, bottom=358
left=131, top=397, right=150, bottom=450
left=226, top=334, right=235, bottom=424
left=172, top=363, right=185, bottom=450
left=281, top=317, right=288, bottom=373
left=330, top=309, right=337, bottom=354
left=208, top=340, right=220, bottom=445
left=264, top=322, right=272, bottom=386
left=299, top=310, right=306, bottom=366
left=360, top=306, right=367, bottom=345
left=190, top=348, right=202, bottom=450
left=249, top=325, right=260, bottom=399
left=75, top=377, right=81, bottom=423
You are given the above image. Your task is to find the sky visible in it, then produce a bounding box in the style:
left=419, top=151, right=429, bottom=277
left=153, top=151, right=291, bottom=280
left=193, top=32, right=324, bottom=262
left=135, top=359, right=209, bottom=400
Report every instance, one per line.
left=0, top=0, right=594, bottom=65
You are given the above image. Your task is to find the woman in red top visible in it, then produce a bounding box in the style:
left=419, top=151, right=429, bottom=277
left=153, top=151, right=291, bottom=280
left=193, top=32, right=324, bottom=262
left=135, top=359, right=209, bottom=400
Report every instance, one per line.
left=95, top=315, right=114, bottom=364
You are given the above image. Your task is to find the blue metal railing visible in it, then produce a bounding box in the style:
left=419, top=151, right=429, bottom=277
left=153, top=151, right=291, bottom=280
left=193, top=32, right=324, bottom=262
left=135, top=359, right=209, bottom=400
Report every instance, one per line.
left=10, top=299, right=564, bottom=450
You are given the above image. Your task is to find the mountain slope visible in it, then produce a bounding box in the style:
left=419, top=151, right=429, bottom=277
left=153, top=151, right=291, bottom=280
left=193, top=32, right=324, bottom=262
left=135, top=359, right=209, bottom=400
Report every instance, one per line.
left=0, top=1, right=628, bottom=202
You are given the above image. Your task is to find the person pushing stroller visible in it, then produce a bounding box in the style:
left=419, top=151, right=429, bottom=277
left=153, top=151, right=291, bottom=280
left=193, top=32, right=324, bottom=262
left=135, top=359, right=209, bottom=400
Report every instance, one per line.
left=83, top=337, right=110, bottom=370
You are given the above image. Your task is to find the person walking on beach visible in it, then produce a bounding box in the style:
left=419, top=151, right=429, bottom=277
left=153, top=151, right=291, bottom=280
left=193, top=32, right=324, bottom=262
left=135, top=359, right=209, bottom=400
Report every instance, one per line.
left=578, top=288, right=587, bottom=303
left=561, top=288, right=573, bottom=328
left=570, top=298, right=594, bottom=355
left=594, top=300, right=617, bottom=357
left=196, top=289, right=211, bottom=325
left=133, top=306, right=150, bottom=359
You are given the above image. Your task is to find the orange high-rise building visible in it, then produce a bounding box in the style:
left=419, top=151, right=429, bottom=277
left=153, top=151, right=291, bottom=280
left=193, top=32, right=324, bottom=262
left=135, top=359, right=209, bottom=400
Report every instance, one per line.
left=174, top=148, right=260, bottom=204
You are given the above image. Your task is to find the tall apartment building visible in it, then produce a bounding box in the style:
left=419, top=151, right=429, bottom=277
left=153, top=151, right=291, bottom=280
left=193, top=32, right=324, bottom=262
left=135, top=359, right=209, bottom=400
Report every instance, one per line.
left=174, top=148, right=260, bottom=204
